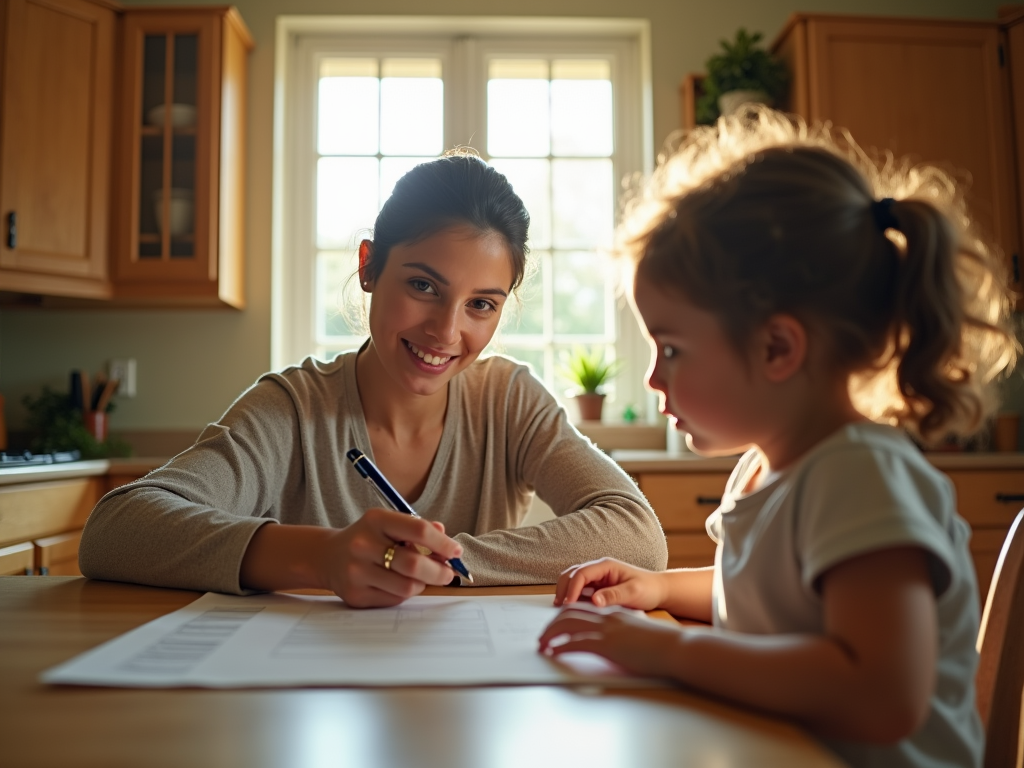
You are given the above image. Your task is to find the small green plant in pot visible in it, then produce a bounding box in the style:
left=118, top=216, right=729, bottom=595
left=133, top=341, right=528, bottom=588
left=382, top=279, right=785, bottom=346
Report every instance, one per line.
left=696, top=28, right=789, bottom=124
left=560, top=346, right=621, bottom=422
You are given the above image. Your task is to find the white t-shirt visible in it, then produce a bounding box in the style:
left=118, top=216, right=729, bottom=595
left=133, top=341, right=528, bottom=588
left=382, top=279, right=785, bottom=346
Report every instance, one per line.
left=706, top=422, right=983, bottom=768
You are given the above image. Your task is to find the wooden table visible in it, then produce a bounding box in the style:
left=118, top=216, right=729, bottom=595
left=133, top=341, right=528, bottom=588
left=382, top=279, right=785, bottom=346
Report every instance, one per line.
left=0, top=577, right=845, bottom=768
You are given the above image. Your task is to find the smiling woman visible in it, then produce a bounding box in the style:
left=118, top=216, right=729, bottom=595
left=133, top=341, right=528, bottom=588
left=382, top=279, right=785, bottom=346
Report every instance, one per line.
left=77, top=153, right=667, bottom=606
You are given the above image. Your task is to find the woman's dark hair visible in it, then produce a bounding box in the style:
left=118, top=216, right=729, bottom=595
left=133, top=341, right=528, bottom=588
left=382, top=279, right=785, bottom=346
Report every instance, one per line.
left=362, top=149, right=530, bottom=292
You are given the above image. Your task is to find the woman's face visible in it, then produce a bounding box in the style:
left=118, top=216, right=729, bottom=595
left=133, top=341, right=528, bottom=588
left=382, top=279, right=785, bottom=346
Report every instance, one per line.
left=364, top=225, right=515, bottom=398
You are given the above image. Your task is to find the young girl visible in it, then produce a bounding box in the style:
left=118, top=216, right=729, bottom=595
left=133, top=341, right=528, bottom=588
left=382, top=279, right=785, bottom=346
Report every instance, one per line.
left=80, top=151, right=666, bottom=606
left=539, top=110, right=1017, bottom=767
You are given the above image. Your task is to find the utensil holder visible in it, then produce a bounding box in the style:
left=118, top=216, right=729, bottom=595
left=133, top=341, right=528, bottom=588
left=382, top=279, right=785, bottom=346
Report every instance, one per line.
left=84, top=411, right=107, bottom=442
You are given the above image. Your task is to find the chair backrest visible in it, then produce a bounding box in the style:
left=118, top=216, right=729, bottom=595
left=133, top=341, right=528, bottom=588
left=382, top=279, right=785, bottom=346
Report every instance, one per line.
left=976, top=508, right=1024, bottom=768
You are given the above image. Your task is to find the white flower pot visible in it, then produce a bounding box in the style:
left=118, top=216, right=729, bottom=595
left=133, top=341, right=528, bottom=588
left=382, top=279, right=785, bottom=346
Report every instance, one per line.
left=717, top=89, right=771, bottom=117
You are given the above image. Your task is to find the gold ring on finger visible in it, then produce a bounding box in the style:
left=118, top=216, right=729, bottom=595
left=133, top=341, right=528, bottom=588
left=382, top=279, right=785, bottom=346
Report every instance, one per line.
left=383, top=545, right=396, bottom=570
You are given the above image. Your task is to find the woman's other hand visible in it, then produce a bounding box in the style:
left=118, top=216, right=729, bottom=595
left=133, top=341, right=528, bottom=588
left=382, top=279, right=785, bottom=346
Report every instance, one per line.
left=554, top=557, right=668, bottom=610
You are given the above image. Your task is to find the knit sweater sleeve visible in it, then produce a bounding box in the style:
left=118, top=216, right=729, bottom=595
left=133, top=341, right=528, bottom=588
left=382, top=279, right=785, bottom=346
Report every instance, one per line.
left=452, top=365, right=668, bottom=585
left=78, top=378, right=302, bottom=595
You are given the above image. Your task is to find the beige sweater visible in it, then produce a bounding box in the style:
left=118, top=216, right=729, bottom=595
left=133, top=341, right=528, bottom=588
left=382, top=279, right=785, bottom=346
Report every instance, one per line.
left=79, top=353, right=667, bottom=593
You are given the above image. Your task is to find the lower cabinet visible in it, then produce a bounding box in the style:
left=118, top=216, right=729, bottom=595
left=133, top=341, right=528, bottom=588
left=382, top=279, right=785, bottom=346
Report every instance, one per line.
left=635, top=464, right=1024, bottom=605
left=0, top=476, right=99, bottom=576
left=0, top=541, right=34, bottom=575
left=638, top=473, right=725, bottom=569
left=0, top=469, right=146, bottom=576
left=943, top=470, right=1024, bottom=601
left=34, top=529, right=85, bottom=576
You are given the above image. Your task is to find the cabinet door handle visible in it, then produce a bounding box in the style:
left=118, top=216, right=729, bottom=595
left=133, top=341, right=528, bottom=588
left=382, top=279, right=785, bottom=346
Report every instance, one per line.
left=995, top=493, right=1024, bottom=504
left=696, top=496, right=722, bottom=505
left=6, top=211, right=15, bottom=249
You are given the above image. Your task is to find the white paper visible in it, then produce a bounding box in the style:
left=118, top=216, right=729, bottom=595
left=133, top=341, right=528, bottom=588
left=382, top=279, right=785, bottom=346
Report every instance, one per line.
left=41, top=592, right=661, bottom=689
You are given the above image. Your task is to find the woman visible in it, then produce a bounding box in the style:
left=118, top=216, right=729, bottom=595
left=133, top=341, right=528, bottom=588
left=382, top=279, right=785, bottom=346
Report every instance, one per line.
left=79, top=151, right=667, bottom=607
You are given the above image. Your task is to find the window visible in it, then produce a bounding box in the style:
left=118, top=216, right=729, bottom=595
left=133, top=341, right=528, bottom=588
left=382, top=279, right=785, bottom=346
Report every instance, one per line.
left=275, top=17, right=652, bottom=416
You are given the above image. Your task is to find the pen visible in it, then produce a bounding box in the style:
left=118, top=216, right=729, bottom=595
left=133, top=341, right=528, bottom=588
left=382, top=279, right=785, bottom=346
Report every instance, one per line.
left=346, top=448, right=474, bottom=583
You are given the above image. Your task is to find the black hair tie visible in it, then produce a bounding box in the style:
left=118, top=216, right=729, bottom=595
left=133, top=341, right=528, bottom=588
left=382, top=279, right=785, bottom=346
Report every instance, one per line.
left=871, top=197, right=899, bottom=232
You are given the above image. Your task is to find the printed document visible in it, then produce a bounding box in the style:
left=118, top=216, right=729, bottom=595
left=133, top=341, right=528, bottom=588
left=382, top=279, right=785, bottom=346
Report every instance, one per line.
left=41, top=592, right=657, bottom=689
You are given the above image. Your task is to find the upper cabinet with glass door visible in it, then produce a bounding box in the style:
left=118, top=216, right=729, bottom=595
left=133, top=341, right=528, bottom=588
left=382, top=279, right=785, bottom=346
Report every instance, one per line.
left=113, top=7, right=252, bottom=307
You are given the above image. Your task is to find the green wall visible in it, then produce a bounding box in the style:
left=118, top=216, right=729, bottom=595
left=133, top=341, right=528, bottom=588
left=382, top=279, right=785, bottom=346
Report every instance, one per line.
left=0, top=0, right=1007, bottom=433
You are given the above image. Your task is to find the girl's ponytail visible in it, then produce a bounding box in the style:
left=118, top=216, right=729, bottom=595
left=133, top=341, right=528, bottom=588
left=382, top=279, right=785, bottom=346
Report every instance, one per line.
left=888, top=196, right=1013, bottom=442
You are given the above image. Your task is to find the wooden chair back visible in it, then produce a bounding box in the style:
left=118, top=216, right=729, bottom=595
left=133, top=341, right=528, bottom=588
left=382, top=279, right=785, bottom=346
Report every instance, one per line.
left=976, top=508, right=1024, bottom=768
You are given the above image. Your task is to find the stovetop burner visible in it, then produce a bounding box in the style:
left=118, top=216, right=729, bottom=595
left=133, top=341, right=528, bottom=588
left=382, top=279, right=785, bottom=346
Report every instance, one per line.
left=0, top=450, right=82, bottom=469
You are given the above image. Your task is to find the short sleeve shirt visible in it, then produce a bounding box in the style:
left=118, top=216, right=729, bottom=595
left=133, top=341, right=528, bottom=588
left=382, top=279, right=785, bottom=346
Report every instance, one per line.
left=705, top=422, right=983, bottom=768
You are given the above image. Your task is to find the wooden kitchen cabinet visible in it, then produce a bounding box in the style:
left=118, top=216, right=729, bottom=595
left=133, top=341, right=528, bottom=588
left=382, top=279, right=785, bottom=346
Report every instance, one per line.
left=943, top=469, right=1024, bottom=599
left=770, top=14, right=1019, bottom=290
left=34, top=529, right=83, bottom=575
left=0, top=541, right=33, bottom=575
left=1002, top=7, right=1024, bottom=286
left=0, top=462, right=154, bottom=575
left=0, top=476, right=99, bottom=575
left=638, top=472, right=727, bottom=569
left=635, top=463, right=1024, bottom=603
left=111, top=6, right=251, bottom=307
left=0, top=0, right=116, bottom=299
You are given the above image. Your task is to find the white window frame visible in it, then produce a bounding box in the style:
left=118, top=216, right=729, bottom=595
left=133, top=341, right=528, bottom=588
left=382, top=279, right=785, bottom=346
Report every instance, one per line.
left=272, top=16, right=655, bottom=418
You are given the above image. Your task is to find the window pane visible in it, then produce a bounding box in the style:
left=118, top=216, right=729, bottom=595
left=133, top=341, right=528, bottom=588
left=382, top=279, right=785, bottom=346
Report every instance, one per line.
left=380, top=157, right=433, bottom=208
left=318, top=73, right=379, bottom=156
left=317, top=157, right=379, bottom=249
left=552, top=159, right=613, bottom=249
left=317, top=250, right=363, bottom=339
left=380, top=75, right=443, bottom=155
left=551, top=79, right=612, bottom=157
left=489, top=158, right=551, bottom=250
left=503, top=252, right=545, bottom=336
left=553, top=251, right=607, bottom=335
left=488, top=60, right=550, bottom=157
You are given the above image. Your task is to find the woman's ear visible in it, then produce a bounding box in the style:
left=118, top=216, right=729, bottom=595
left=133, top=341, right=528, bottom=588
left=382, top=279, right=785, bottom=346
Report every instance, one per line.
left=358, top=240, right=374, bottom=292
left=758, top=314, right=807, bottom=383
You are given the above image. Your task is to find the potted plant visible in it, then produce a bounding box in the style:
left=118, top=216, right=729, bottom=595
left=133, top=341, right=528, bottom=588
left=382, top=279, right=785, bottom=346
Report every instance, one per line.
left=561, top=346, right=621, bottom=422
left=696, top=28, right=789, bottom=124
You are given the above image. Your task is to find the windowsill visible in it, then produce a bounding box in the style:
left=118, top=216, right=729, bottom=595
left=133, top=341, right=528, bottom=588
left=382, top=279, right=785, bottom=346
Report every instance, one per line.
left=573, top=421, right=665, bottom=451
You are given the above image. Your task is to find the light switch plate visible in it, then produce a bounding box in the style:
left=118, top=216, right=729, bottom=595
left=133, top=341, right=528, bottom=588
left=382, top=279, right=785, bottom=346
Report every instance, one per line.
left=108, top=359, right=137, bottom=398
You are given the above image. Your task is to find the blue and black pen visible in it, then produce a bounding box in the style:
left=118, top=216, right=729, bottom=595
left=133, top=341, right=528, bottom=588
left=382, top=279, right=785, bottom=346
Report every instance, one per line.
left=346, top=448, right=474, bottom=583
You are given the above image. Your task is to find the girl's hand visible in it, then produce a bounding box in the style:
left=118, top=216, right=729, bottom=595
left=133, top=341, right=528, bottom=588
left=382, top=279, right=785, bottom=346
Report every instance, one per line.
left=538, top=604, right=684, bottom=678
left=554, top=557, right=669, bottom=609
left=321, top=509, right=461, bottom=608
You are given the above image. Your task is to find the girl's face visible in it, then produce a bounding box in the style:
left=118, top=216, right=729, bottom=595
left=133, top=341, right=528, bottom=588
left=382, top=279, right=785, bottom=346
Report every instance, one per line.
left=633, top=275, right=763, bottom=456
left=364, top=225, right=514, bottom=398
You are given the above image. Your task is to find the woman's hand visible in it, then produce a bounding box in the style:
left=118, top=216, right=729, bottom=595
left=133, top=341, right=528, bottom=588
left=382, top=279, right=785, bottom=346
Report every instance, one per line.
left=321, top=509, right=462, bottom=607
left=538, top=604, right=684, bottom=678
left=240, top=511, right=463, bottom=608
left=554, top=557, right=669, bottom=609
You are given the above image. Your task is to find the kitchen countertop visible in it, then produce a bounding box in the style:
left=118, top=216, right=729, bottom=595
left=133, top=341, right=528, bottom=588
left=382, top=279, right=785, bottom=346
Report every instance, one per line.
left=0, top=457, right=168, bottom=487
left=610, top=449, right=1024, bottom=473
left=3, top=451, right=1023, bottom=487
